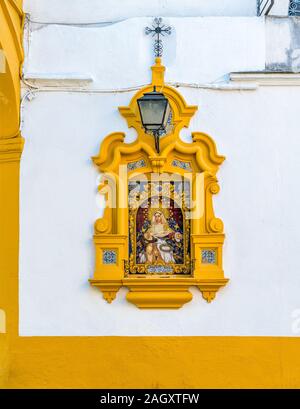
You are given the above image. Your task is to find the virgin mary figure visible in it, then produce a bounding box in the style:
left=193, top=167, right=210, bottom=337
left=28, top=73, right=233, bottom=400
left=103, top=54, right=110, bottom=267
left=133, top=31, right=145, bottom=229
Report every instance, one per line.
left=138, top=210, right=182, bottom=264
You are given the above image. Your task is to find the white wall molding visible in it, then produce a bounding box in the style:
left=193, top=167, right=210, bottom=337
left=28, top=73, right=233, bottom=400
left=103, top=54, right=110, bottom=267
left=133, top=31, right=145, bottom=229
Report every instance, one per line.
left=23, top=72, right=300, bottom=94
left=23, top=72, right=94, bottom=88
left=230, top=71, right=300, bottom=86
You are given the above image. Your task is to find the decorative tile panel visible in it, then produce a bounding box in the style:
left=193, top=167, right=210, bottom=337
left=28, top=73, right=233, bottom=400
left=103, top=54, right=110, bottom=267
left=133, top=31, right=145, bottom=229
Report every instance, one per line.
left=147, top=265, right=173, bottom=274
left=127, top=159, right=146, bottom=171
left=103, top=250, right=117, bottom=265
left=172, top=159, right=192, bottom=171
left=201, top=249, right=217, bottom=264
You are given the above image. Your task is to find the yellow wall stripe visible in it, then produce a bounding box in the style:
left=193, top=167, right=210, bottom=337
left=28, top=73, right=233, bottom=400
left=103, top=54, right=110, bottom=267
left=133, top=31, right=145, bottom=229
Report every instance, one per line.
left=7, top=336, right=300, bottom=388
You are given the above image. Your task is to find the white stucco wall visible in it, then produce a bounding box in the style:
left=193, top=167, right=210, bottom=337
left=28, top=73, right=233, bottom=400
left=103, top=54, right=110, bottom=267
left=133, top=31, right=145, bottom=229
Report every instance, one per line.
left=20, top=13, right=300, bottom=336
left=269, top=0, right=290, bottom=16
left=23, top=17, right=265, bottom=86
left=24, top=0, right=258, bottom=23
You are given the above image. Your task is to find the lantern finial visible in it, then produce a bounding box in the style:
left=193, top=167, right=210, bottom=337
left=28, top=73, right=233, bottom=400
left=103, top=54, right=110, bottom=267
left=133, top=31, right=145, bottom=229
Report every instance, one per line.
left=151, top=57, right=165, bottom=87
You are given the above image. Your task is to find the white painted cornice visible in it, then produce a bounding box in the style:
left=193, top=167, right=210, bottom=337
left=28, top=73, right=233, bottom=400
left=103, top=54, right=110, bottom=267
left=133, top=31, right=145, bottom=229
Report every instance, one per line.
left=21, top=72, right=300, bottom=94
left=23, top=73, right=94, bottom=88
left=230, top=72, right=300, bottom=86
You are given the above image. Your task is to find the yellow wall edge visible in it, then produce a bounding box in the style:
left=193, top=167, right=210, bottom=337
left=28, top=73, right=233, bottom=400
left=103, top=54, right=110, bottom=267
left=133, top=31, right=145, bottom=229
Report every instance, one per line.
left=0, top=0, right=24, bottom=139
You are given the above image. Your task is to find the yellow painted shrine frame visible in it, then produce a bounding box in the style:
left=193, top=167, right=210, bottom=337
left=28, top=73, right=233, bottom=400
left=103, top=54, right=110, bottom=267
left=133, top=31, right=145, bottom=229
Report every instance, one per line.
left=90, top=58, right=229, bottom=308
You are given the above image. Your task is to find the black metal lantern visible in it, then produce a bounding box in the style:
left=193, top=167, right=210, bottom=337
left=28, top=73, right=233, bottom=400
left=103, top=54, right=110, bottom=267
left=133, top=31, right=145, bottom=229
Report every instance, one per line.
left=137, top=86, right=171, bottom=153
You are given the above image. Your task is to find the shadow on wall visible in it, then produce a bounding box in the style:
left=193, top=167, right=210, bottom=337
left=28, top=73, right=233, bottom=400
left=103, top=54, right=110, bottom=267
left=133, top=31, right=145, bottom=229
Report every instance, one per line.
left=266, top=16, right=300, bottom=72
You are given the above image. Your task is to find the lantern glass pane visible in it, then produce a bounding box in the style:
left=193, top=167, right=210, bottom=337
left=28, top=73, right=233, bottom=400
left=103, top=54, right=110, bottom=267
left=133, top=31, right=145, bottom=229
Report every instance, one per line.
left=138, top=99, right=167, bottom=131
left=162, top=101, right=171, bottom=130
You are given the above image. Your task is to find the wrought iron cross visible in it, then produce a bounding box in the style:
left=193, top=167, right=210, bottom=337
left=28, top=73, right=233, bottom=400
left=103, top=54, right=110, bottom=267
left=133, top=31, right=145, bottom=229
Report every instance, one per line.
left=145, top=17, right=172, bottom=58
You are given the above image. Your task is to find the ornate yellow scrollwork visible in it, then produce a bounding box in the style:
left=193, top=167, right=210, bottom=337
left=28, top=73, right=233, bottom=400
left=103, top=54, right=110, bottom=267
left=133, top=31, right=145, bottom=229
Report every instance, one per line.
left=89, top=58, right=229, bottom=308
